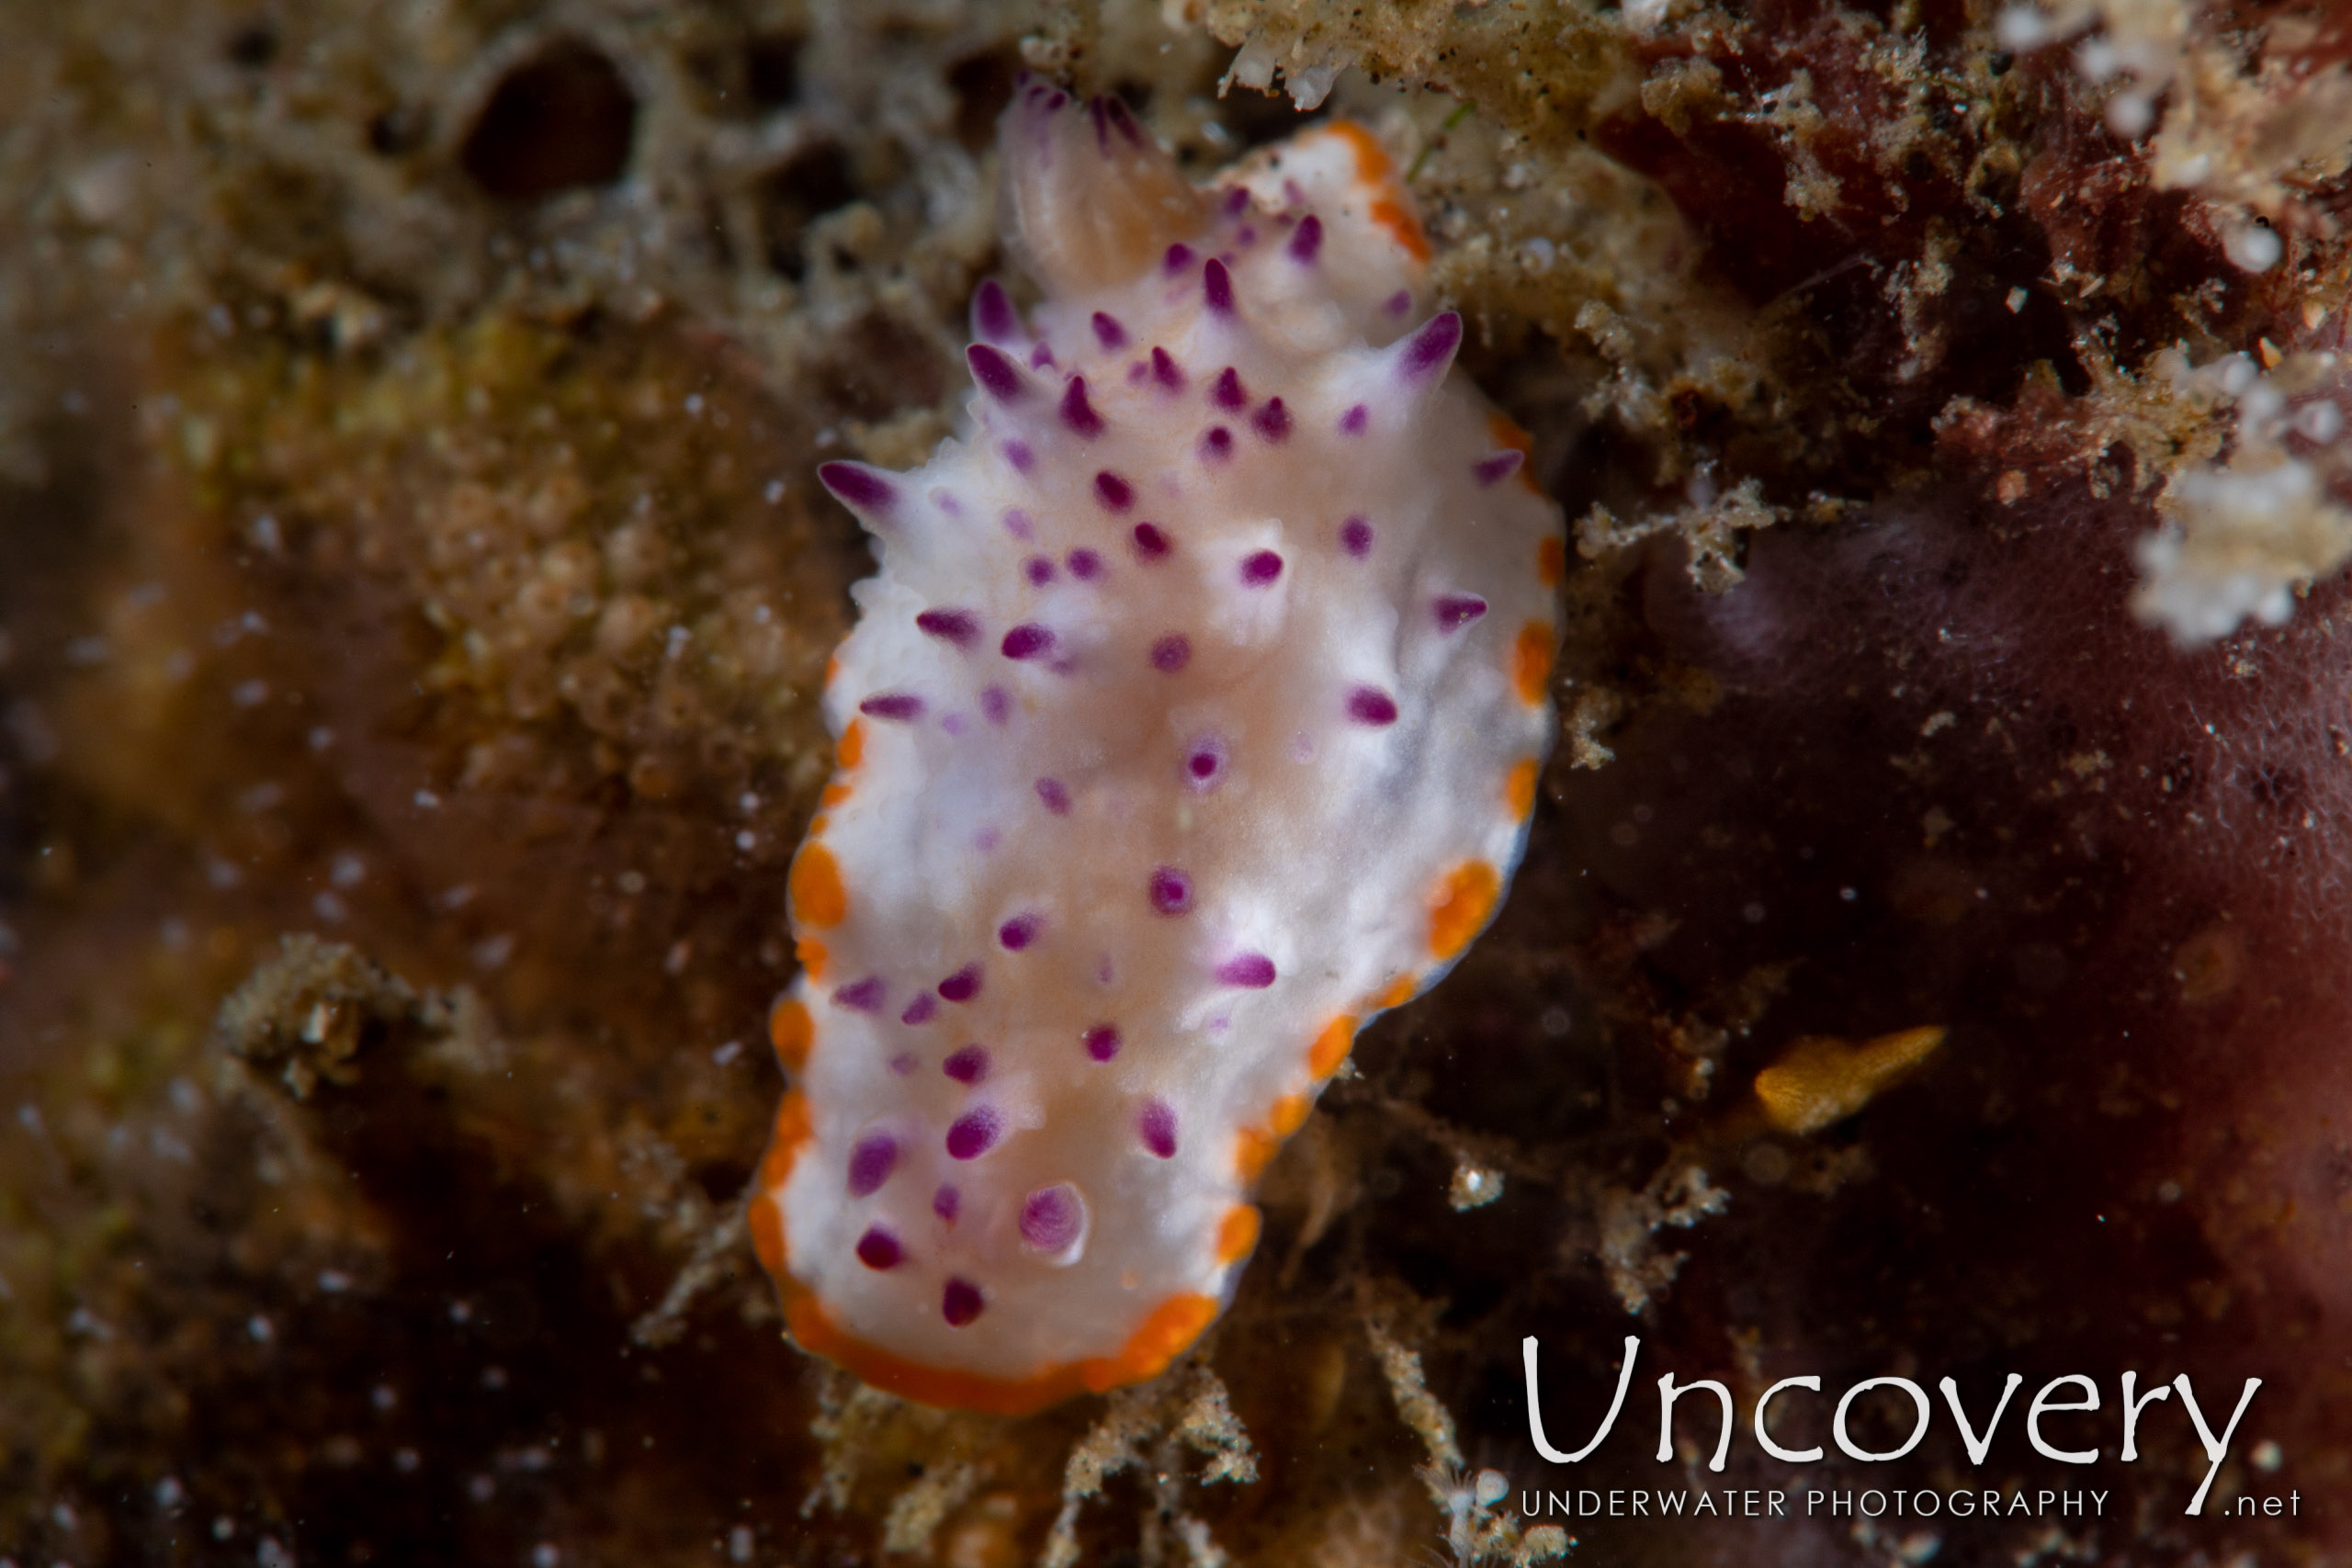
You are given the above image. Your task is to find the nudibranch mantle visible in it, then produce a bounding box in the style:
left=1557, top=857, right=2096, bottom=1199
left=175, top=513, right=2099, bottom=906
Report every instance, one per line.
left=751, top=85, right=1562, bottom=1414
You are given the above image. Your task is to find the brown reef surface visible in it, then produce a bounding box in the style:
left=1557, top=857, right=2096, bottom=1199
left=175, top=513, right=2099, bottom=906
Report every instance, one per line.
left=3, top=0, right=2350, bottom=1564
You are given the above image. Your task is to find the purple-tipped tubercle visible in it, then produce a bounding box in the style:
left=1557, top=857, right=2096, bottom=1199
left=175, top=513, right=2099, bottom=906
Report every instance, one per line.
left=1287, top=213, right=1324, bottom=264
left=1059, top=377, right=1105, bottom=438
left=972, top=278, right=1020, bottom=344
left=1216, top=953, right=1277, bottom=988
left=1094, top=470, right=1136, bottom=512
left=1204, top=258, right=1235, bottom=315
left=1400, top=311, right=1463, bottom=380
left=968, top=343, right=1025, bottom=400
left=1151, top=346, right=1185, bottom=390
left=818, top=462, right=895, bottom=514
left=916, top=608, right=979, bottom=649
left=1250, top=399, right=1291, bottom=442
left=1092, top=311, right=1128, bottom=350
left=1211, top=367, right=1247, bottom=410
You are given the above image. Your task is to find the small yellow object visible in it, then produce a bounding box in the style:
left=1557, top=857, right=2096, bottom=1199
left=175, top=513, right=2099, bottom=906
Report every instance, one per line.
left=1752, top=1025, right=1946, bottom=1135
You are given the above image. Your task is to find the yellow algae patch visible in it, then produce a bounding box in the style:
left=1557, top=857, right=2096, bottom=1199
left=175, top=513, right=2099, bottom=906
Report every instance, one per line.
left=1754, top=1026, right=1947, bottom=1135
left=1429, top=860, right=1501, bottom=961
left=1307, top=1015, right=1359, bottom=1077
left=768, top=997, right=814, bottom=1071
left=1513, top=621, right=1555, bottom=705
left=1216, top=1205, right=1262, bottom=1264
left=1506, top=757, right=1541, bottom=818
left=789, top=841, right=848, bottom=929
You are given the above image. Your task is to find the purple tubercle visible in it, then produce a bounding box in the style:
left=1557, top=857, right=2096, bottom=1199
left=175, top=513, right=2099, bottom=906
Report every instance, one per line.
left=942, top=1277, right=984, bottom=1326
left=945, top=1106, right=1002, bottom=1160
left=1204, top=257, right=1235, bottom=315
left=859, top=692, right=923, bottom=721
left=1132, top=522, right=1171, bottom=560
left=981, top=685, right=1012, bottom=724
left=1211, top=367, right=1248, bottom=411
left=1216, top=953, right=1277, bottom=989
left=972, top=278, right=1020, bottom=344
left=1001, top=624, right=1055, bottom=660
left=1149, top=866, right=1193, bottom=915
left=1339, top=403, right=1369, bottom=435
left=1239, top=550, right=1283, bottom=586
left=1084, top=1024, right=1121, bottom=1062
left=1287, top=213, right=1324, bottom=264
left=1094, top=470, right=1136, bottom=512
left=1151, top=346, right=1185, bottom=389
left=1347, top=686, right=1400, bottom=726
left=1002, top=507, right=1035, bottom=539
left=1150, top=634, right=1191, bottom=672
left=967, top=343, right=1025, bottom=400
left=933, top=1184, right=961, bottom=1223
left=1068, top=547, right=1104, bottom=581
left=855, top=1227, right=902, bottom=1270
left=916, top=608, right=979, bottom=649
left=833, top=976, right=887, bottom=1012
left=1400, top=311, right=1464, bottom=380
left=1163, top=242, right=1195, bottom=274
left=1100, top=94, right=1147, bottom=147
left=1251, top=399, right=1292, bottom=442
left=1029, top=343, right=1057, bottom=370
left=1092, top=311, right=1128, bottom=350
left=943, top=1044, right=990, bottom=1085
left=1137, top=1099, right=1179, bottom=1158
left=1340, top=516, right=1374, bottom=557
left=817, top=462, right=895, bottom=514
left=1385, top=288, right=1413, bottom=316
left=1434, top=593, right=1489, bottom=632
left=1035, top=776, right=1071, bottom=816
left=938, top=964, right=982, bottom=1003
left=1222, top=186, right=1250, bottom=217
left=1020, top=1184, right=1082, bottom=1250
left=1184, top=737, right=1226, bottom=786
left=998, top=914, right=1042, bottom=951
left=889, top=1051, right=919, bottom=1076
left=900, top=994, right=938, bottom=1026
left=1201, top=426, right=1234, bottom=462
left=1025, top=556, right=1057, bottom=586
left=846, top=1134, right=899, bottom=1198
left=1059, top=376, right=1104, bottom=437
left=1474, top=450, right=1526, bottom=487
left=1002, top=440, right=1035, bottom=473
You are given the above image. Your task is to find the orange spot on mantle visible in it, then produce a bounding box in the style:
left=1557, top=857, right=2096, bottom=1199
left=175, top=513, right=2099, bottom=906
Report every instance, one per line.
left=1216, top=1205, right=1262, bottom=1265
left=1536, top=536, right=1566, bottom=586
left=1235, top=1126, right=1280, bottom=1181
left=768, top=997, right=814, bottom=1072
left=1307, top=1015, right=1358, bottom=1077
left=795, top=937, right=830, bottom=983
left=836, top=717, right=865, bottom=770
left=1429, top=861, right=1501, bottom=961
left=790, top=841, right=847, bottom=930
left=1513, top=621, right=1555, bottom=705
left=1314, top=121, right=1430, bottom=263
left=1507, top=757, right=1541, bottom=818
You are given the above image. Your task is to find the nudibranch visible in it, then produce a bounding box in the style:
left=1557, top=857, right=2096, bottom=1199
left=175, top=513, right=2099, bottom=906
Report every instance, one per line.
left=749, top=83, right=1564, bottom=1414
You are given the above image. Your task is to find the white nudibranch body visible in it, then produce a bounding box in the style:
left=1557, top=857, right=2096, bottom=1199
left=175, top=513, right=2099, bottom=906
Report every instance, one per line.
left=750, top=84, right=1564, bottom=1413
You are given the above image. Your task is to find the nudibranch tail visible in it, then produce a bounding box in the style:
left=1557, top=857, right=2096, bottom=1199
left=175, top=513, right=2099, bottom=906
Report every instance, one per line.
left=754, top=84, right=1565, bottom=1413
